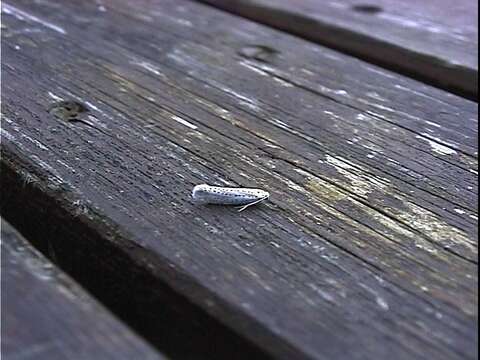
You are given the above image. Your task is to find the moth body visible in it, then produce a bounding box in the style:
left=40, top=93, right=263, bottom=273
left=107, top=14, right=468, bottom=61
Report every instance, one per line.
left=192, top=184, right=269, bottom=211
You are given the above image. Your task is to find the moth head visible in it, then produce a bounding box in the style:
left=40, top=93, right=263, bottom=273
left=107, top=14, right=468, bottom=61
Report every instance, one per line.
left=192, top=184, right=211, bottom=202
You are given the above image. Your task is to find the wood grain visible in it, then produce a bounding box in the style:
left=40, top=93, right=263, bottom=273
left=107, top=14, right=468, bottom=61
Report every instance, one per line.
left=198, top=0, right=479, bottom=99
left=1, top=218, right=165, bottom=360
left=1, top=0, right=478, bottom=359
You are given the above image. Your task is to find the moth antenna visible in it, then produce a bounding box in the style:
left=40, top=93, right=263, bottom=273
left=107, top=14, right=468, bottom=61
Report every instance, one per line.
left=237, top=196, right=268, bottom=212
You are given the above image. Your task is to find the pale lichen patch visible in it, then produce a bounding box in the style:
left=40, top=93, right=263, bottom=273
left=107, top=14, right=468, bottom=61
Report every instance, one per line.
left=398, top=202, right=477, bottom=256
left=415, top=134, right=458, bottom=156
left=361, top=205, right=440, bottom=255
left=303, top=175, right=348, bottom=203
left=324, top=155, right=390, bottom=197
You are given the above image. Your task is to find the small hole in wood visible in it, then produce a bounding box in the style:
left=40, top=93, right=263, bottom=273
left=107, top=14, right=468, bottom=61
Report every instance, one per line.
left=351, top=4, right=383, bottom=14
left=48, top=100, right=89, bottom=121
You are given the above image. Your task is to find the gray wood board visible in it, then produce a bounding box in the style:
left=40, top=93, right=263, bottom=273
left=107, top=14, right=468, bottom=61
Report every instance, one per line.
left=1, top=0, right=478, bottom=359
left=198, top=0, right=479, bottom=99
left=0, top=218, right=165, bottom=360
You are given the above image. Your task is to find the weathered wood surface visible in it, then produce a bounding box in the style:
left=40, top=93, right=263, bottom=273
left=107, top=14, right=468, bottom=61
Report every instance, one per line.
left=0, top=218, right=164, bottom=360
left=198, top=0, right=479, bottom=99
left=1, top=0, right=478, bottom=359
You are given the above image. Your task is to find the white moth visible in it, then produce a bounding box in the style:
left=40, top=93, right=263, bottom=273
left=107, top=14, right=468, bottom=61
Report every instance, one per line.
left=192, top=184, right=269, bottom=212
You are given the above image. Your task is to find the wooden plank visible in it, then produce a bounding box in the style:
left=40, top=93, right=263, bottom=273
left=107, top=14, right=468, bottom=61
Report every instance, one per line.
left=198, top=0, right=479, bottom=99
left=0, top=218, right=165, bottom=360
left=1, top=1, right=478, bottom=359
